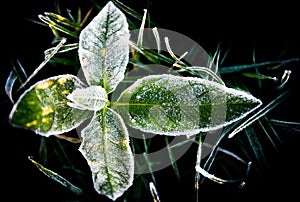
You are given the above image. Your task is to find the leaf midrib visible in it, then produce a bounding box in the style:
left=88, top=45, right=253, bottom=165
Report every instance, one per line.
left=101, top=106, right=115, bottom=197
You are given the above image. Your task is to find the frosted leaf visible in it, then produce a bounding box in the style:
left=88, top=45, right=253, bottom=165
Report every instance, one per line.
left=115, top=74, right=262, bottom=136
left=67, top=85, right=107, bottom=111
left=79, top=108, right=134, bottom=201
left=78, top=1, right=130, bottom=93
left=9, top=74, right=93, bottom=137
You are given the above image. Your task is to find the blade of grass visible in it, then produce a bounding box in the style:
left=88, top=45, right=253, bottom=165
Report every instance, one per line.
left=203, top=122, right=241, bottom=170
left=149, top=182, right=161, bottom=202
left=137, top=9, right=147, bottom=47
left=50, top=138, right=88, bottom=189
left=38, top=137, right=48, bottom=165
left=129, top=40, right=174, bottom=64
left=143, top=134, right=156, bottom=184
left=80, top=6, right=94, bottom=27
left=242, top=72, right=278, bottom=81
left=38, top=14, right=79, bottom=38
left=5, top=70, right=17, bottom=104
left=195, top=165, right=241, bottom=184
left=13, top=59, right=28, bottom=83
left=277, top=69, right=292, bottom=89
left=207, top=43, right=220, bottom=73
left=258, top=116, right=283, bottom=150
left=6, top=59, right=28, bottom=103
left=165, top=136, right=180, bottom=180
left=44, top=12, right=81, bottom=29
left=152, top=27, right=161, bottom=54
left=44, top=43, right=79, bottom=55
left=28, top=156, right=83, bottom=195
left=219, top=58, right=299, bottom=74
left=270, top=119, right=300, bottom=133
left=244, top=126, right=268, bottom=167
left=270, top=119, right=300, bottom=128
left=228, top=90, right=290, bottom=138
left=17, top=38, right=67, bottom=91
left=194, top=133, right=203, bottom=202
left=111, top=0, right=144, bottom=21
left=201, top=122, right=247, bottom=183
left=177, top=66, right=225, bottom=85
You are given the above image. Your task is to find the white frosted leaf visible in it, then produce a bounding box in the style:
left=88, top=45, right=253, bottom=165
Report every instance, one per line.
left=67, top=85, right=107, bottom=111
left=79, top=108, right=134, bottom=201
left=115, top=74, right=262, bottom=136
left=78, top=1, right=130, bottom=93
left=9, top=74, right=93, bottom=137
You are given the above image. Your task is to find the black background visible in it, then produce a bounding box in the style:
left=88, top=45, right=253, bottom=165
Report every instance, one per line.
left=1, top=0, right=300, bottom=201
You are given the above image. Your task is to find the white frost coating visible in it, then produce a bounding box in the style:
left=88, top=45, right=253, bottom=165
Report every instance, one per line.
left=195, top=165, right=226, bottom=184
left=79, top=108, right=134, bottom=201
left=67, top=86, right=107, bottom=111
left=78, top=1, right=130, bottom=93
left=117, top=74, right=263, bottom=136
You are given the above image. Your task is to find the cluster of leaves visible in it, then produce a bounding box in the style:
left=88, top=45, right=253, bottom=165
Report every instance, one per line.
left=6, top=0, right=299, bottom=201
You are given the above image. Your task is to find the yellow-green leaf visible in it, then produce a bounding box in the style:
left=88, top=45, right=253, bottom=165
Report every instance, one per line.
left=9, top=74, right=93, bottom=136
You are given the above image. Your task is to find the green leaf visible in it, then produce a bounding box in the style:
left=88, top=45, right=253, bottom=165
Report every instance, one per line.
left=115, top=74, right=262, bottom=136
left=9, top=74, right=93, bottom=137
left=78, top=1, right=130, bottom=93
left=79, top=107, right=134, bottom=201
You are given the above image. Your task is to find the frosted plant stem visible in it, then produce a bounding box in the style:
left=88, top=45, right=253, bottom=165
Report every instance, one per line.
left=152, top=27, right=161, bottom=53
left=149, top=182, right=161, bottom=202
left=194, top=133, right=203, bottom=202
left=18, top=38, right=67, bottom=91
left=137, top=9, right=147, bottom=47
